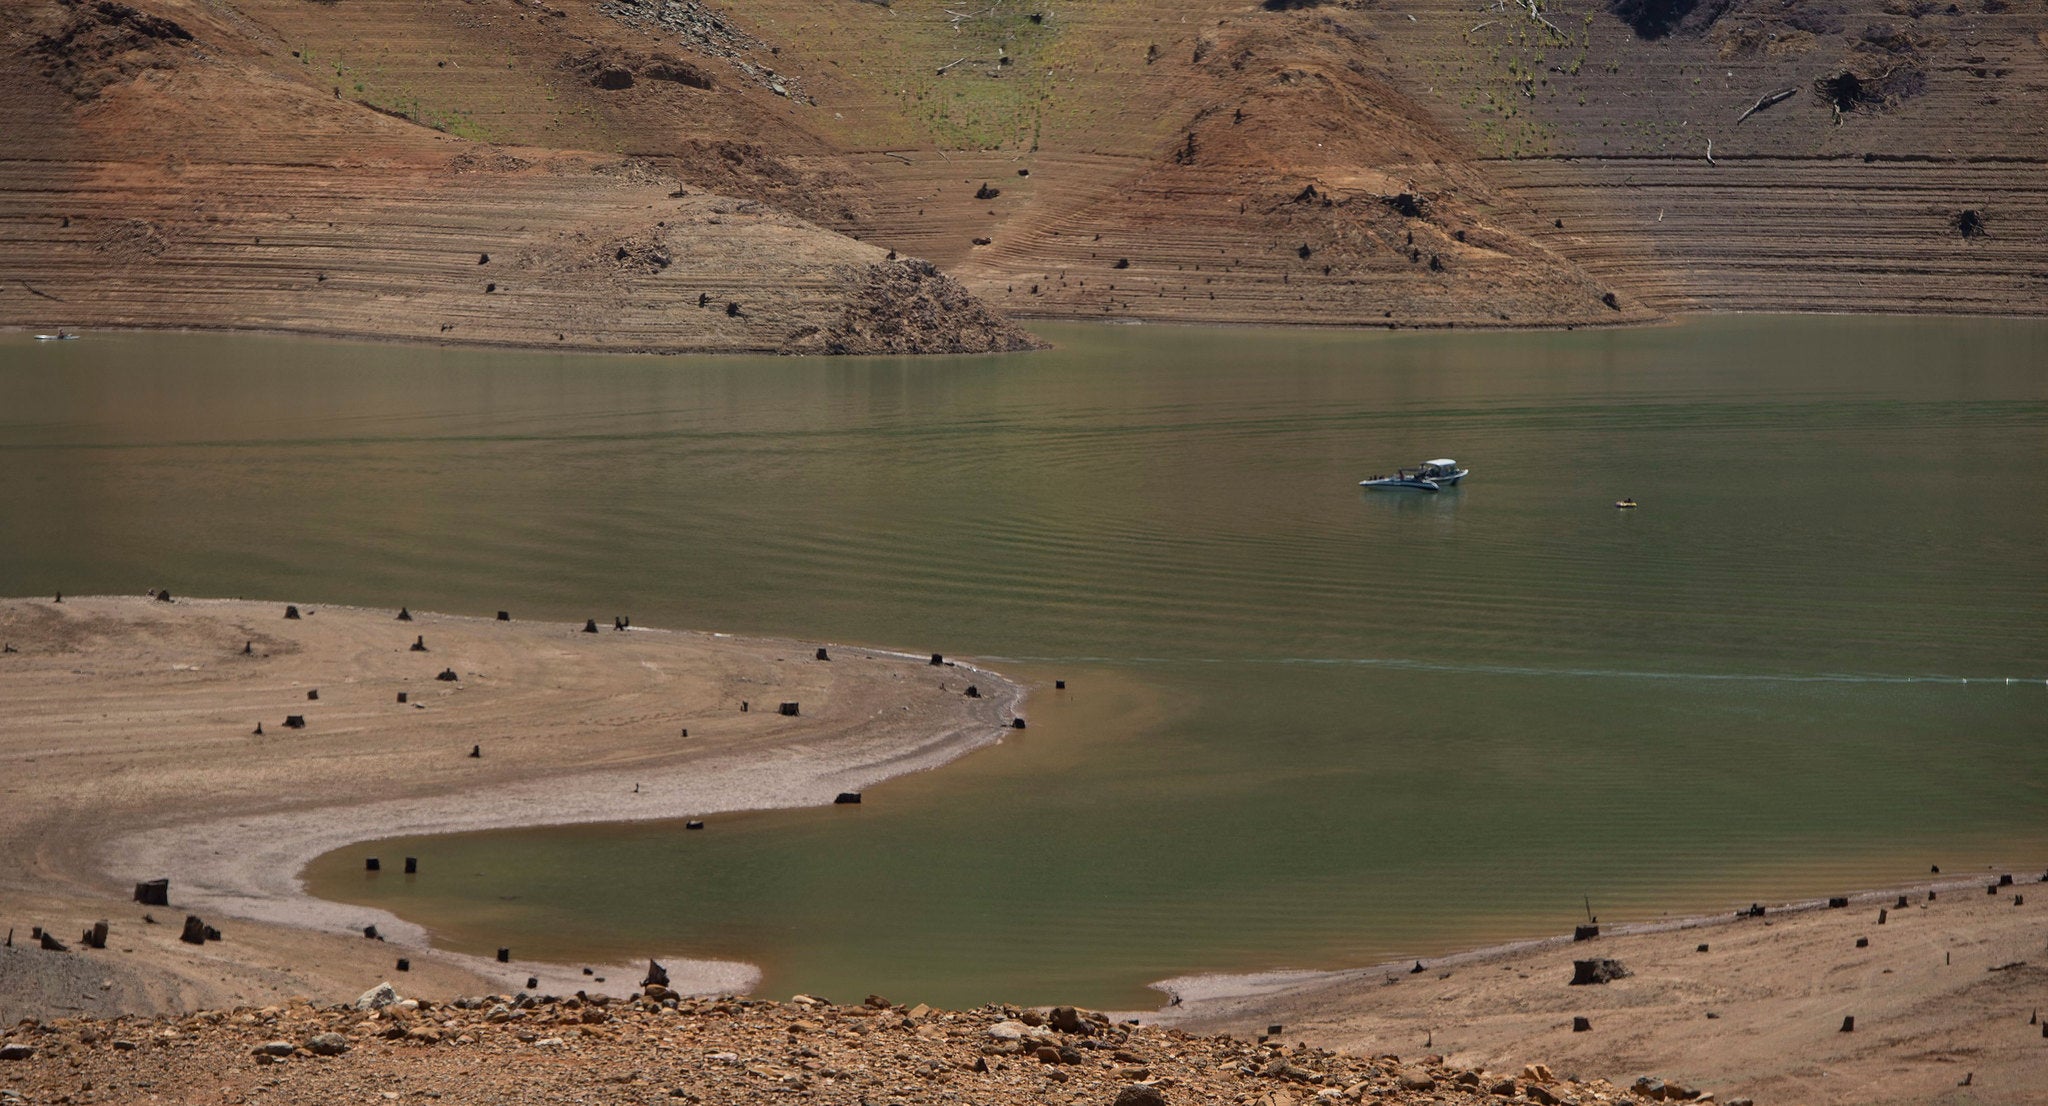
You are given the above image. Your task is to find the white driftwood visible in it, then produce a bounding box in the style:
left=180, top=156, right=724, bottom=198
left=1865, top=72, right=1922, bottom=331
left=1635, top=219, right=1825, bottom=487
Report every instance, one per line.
left=1736, top=87, right=1795, bottom=123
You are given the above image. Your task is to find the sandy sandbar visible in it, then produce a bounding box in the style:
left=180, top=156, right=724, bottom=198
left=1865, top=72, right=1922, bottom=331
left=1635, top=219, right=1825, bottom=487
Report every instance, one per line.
left=0, top=596, right=1021, bottom=1021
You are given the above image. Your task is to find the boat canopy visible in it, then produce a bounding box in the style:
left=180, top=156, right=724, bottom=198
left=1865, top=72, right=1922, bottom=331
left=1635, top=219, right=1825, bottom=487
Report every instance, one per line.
left=1423, top=459, right=1459, bottom=469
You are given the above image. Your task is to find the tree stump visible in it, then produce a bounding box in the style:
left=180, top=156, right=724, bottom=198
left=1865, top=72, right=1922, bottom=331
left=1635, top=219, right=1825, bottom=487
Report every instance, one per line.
left=134, top=879, right=170, bottom=906
left=284, top=605, right=300, bottom=619
left=180, top=915, right=208, bottom=945
left=1570, top=958, right=1631, bottom=985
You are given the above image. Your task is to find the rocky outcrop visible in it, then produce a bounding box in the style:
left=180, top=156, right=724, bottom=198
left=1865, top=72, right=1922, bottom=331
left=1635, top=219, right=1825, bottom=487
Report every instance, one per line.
left=782, top=259, right=1046, bottom=356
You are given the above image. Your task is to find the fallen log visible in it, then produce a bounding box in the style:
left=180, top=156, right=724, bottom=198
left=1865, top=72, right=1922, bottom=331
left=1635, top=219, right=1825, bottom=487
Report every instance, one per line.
left=1736, top=87, right=1796, bottom=124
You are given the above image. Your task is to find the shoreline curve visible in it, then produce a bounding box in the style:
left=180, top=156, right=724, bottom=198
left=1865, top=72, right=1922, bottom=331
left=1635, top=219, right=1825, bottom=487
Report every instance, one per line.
left=0, top=595, right=1023, bottom=1016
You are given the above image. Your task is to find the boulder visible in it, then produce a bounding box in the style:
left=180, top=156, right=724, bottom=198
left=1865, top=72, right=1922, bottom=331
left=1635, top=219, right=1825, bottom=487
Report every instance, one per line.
left=1570, top=957, right=1631, bottom=985
left=1049, top=1005, right=1085, bottom=1033
left=354, top=982, right=401, bottom=1011
left=0, top=1044, right=34, bottom=1061
left=1113, top=1085, right=1167, bottom=1106
left=304, top=1032, right=349, bottom=1056
left=1396, top=1070, right=1435, bottom=1090
left=1263, top=1059, right=1314, bottom=1081
left=253, top=1041, right=295, bottom=1057
left=987, top=1020, right=1055, bottom=1044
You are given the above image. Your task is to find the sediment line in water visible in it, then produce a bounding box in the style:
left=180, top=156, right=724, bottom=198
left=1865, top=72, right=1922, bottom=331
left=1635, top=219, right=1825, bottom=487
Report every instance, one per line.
left=986, top=653, right=2048, bottom=687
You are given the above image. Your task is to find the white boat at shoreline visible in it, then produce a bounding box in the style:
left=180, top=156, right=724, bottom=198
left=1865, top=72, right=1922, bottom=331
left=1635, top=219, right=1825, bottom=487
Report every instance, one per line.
left=1359, top=458, right=1468, bottom=492
left=33, top=330, right=78, bottom=341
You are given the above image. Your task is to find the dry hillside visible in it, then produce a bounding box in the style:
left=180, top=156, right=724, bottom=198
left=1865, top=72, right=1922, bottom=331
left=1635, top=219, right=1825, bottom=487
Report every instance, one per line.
left=0, top=0, right=1041, bottom=354
left=2, top=0, right=2042, bottom=351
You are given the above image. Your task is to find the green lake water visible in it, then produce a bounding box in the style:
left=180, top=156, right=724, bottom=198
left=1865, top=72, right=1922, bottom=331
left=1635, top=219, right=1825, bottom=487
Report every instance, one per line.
left=4, top=315, right=2044, bottom=1009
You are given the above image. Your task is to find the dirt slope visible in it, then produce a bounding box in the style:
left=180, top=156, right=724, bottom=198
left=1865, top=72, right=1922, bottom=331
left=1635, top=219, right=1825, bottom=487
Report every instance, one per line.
left=4, top=0, right=2042, bottom=351
left=1334, top=0, right=2048, bottom=314
left=0, top=0, right=1038, bottom=354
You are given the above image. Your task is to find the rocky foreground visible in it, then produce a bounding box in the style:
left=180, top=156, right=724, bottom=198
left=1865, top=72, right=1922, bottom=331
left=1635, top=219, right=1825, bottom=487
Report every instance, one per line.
left=0, top=984, right=1742, bottom=1106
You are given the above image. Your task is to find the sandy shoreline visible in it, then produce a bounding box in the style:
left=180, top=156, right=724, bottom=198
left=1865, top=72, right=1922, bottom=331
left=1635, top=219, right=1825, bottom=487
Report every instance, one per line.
left=9, top=595, right=2047, bottom=1104
left=0, top=595, right=1022, bottom=1021
left=1156, top=873, right=2048, bottom=1105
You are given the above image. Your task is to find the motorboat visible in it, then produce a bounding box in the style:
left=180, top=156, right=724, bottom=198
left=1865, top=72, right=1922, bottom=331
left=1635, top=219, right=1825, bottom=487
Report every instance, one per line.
left=1360, top=458, right=1469, bottom=492
left=33, top=330, right=78, bottom=341
left=1614, top=498, right=1638, bottom=510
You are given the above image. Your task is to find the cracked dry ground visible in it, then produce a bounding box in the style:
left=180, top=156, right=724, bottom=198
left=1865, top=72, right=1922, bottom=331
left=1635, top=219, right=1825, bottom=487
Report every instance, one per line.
left=0, top=990, right=1717, bottom=1106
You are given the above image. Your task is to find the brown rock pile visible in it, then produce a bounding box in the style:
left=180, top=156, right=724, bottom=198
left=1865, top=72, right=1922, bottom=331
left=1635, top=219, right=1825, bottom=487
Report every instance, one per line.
left=782, top=259, right=1047, bottom=356
left=0, top=987, right=1642, bottom=1105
